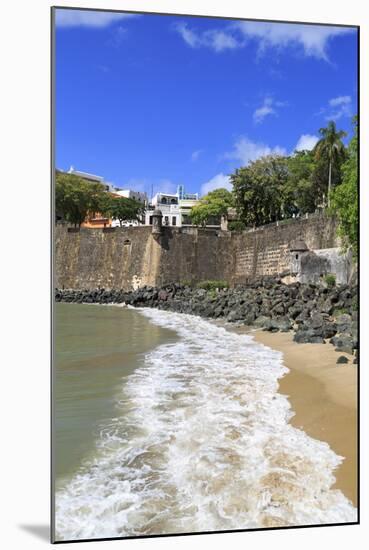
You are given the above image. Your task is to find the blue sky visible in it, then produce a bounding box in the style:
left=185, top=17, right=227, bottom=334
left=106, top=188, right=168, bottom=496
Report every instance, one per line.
left=55, top=9, right=358, bottom=197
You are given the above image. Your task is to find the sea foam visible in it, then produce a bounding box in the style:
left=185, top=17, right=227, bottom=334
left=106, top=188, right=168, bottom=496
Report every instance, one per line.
left=55, top=308, right=357, bottom=540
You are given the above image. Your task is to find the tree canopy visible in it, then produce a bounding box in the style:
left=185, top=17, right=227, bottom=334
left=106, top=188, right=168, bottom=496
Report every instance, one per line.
left=55, top=172, right=144, bottom=227
left=190, top=188, right=234, bottom=227
left=101, top=196, right=144, bottom=226
left=330, top=117, right=358, bottom=257
left=313, top=120, right=347, bottom=207
left=231, top=155, right=289, bottom=227
left=284, top=150, right=316, bottom=214
left=226, top=120, right=355, bottom=230
left=55, top=172, right=106, bottom=226
left=55, top=118, right=357, bottom=259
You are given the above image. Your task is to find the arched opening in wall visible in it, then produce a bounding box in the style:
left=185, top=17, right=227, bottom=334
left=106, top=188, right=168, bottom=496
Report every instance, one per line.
left=123, top=239, right=132, bottom=253
left=122, top=239, right=132, bottom=266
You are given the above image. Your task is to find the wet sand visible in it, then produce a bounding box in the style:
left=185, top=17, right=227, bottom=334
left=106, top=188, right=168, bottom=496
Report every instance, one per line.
left=250, top=330, right=358, bottom=506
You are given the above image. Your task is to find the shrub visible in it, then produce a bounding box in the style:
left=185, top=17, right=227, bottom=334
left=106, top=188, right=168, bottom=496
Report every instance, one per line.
left=228, top=220, right=246, bottom=232
left=180, top=280, right=194, bottom=287
left=324, top=274, right=336, bottom=287
left=332, top=308, right=348, bottom=317
left=196, top=280, right=229, bottom=291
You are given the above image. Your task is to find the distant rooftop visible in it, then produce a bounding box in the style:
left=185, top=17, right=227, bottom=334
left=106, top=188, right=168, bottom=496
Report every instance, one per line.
left=156, top=192, right=178, bottom=197
left=177, top=184, right=198, bottom=201
left=150, top=187, right=199, bottom=204
left=68, top=166, right=104, bottom=182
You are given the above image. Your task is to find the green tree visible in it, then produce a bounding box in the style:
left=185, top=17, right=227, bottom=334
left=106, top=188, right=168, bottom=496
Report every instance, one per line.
left=284, top=150, right=315, bottom=214
left=330, top=117, right=358, bottom=257
left=96, top=192, right=114, bottom=219
left=55, top=172, right=106, bottom=226
left=231, top=155, right=289, bottom=227
left=228, top=220, right=246, bottom=231
left=313, top=121, right=347, bottom=207
left=190, top=188, right=234, bottom=227
left=101, top=196, right=144, bottom=226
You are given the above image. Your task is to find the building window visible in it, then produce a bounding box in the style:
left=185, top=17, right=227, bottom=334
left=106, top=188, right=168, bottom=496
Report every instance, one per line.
left=296, top=254, right=299, bottom=260
left=161, top=197, right=167, bottom=204
left=170, top=198, right=177, bottom=204
left=164, top=216, right=169, bottom=225
left=172, top=216, right=176, bottom=226
left=149, top=216, right=153, bottom=225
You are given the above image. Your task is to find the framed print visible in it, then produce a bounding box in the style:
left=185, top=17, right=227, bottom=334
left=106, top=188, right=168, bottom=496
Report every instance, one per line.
left=51, top=5, right=359, bottom=543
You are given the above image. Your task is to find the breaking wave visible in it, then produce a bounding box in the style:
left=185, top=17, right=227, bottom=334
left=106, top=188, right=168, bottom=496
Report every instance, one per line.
left=55, top=308, right=356, bottom=541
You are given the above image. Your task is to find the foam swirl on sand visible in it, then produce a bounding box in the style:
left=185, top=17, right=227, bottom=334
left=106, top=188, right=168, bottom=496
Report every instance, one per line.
left=55, top=309, right=356, bottom=541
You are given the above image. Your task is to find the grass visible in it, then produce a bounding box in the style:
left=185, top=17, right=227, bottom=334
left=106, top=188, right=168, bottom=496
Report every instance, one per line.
left=324, top=273, right=336, bottom=287
left=332, top=308, right=349, bottom=317
left=196, top=280, right=229, bottom=291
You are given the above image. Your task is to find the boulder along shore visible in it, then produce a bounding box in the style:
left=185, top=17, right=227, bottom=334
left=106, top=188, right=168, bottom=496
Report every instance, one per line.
left=55, top=276, right=358, bottom=360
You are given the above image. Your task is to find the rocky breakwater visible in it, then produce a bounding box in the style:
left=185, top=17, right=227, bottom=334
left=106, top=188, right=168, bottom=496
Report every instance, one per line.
left=55, top=277, right=358, bottom=361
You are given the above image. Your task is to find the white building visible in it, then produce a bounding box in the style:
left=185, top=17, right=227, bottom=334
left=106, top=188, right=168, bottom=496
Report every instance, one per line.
left=67, top=166, right=115, bottom=192
left=146, top=192, right=181, bottom=227
left=144, top=186, right=210, bottom=227
left=115, top=189, right=148, bottom=205
left=179, top=197, right=200, bottom=226
left=111, top=218, right=142, bottom=228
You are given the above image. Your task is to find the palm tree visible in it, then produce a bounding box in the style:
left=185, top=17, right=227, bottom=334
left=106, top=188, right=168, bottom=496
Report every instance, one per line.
left=314, top=121, right=347, bottom=208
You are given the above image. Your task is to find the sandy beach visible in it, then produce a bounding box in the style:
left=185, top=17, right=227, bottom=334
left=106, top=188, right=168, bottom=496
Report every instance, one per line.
left=248, top=329, right=358, bottom=506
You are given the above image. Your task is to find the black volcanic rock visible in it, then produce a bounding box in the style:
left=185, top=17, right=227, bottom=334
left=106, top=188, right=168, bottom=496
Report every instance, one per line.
left=55, top=278, right=358, bottom=355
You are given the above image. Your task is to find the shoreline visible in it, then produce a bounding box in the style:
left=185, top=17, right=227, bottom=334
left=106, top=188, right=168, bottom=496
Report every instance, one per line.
left=55, top=303, right=358, bottom=536
left=246, top=329, right=357, bottom=506
left=59, top=302, right=358, bottom=507
left=55, top=280, right=358, bottom=359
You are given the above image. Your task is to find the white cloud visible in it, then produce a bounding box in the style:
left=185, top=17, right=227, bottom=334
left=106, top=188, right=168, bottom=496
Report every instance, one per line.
left=191, top=149, right=203, bottom=161
left=175, top=23, right=199, bottom=47
left=175, top=23, right=241, bottom=52
left=329, top=95, right=351, bottom=107
left=224, top=136, right=287, bottom=165
left=253, top=96, right=286, bottom=124
left=205, top=29, right=240, bottom=52
left=175, top=20, right=354, bottom=61
left=319, top=95, right=353, bottom=121
left=55, top=9, right=136, bottom=28
left=201, top=173, right=232, bottom=196
left=294, top=134, right=319, bottom=151
left=234, top=21, right=353, bottom=61
left=253, top=97, right=276, bottom=124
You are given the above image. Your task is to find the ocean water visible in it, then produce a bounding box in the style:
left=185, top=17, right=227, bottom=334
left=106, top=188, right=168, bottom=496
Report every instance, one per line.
left=53, top=303, right=178, bottom=488
left=54, top=304, right=357, bottom=541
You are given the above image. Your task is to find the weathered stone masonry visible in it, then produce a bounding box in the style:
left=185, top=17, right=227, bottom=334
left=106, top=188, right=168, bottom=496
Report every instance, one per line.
left=54, top=215, right=340, bottom=290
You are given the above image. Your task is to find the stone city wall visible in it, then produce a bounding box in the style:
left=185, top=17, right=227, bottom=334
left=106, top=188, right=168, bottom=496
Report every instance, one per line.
left=54, top=214, right=340, bottom=290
